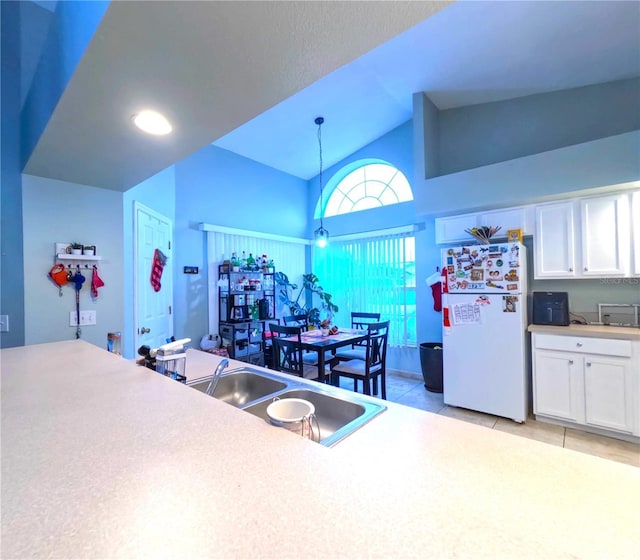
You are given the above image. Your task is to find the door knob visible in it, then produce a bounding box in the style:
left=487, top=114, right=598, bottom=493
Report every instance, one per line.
left=586, top=362, right=592, bottom=367
left=568, top=360, right=574, bottom=365
left=140, top=327, right=151, bottom=334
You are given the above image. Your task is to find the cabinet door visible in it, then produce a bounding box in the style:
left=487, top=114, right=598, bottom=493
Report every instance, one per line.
left=479, top=207, right=529, bottom=235
left=435, top=214, right=478, bottom=244
left=533, top=350, right=581, bottom=422
left=583, top=355, right=634, bottom=433
left=632, top=191, right=640, bottom=276
left=534, top=202, right=576, bottom=278
left=580, top=194, right=630, bottom=277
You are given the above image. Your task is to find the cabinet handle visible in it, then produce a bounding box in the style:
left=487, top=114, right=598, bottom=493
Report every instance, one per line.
left=568, top=360, right=574, bottom=365
left=586, top=362, right=592, bottom=367
left=584, top=267, right=588, bottom=271
left=569, top=268, right=573, bottom=272
left=576, top=342, right=583, bottom=347
left=140, top=327, right=151, bottom=334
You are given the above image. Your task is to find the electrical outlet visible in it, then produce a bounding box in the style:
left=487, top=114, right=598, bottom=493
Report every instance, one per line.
left=69, top=310, right=97, bottom=326
left=0, top=315, right=9, bottom=332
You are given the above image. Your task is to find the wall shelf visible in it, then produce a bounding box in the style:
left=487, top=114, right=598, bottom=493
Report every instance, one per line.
left=56, top=253, right=102, bottom=261
left=55, top=243, right=102, bottom=269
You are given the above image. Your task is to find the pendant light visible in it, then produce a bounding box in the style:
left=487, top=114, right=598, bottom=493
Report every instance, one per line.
left=313, top=116, right=329, bottom=248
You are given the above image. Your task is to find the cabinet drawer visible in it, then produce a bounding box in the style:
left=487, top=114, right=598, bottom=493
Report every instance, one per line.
left=220, top=325, right=234, bottom=338
left=534, top=334, right=632, bottom=357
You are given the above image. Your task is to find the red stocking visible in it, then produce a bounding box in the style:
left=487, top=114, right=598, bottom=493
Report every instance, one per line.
left=150, top=249, right=167, bottom=292
left=431, top=281, right=442, bottom=312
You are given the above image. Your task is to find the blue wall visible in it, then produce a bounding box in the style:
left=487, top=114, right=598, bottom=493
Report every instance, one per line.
left=413, top=79, right=640, bottom=216
left=311, top=121, right=417, bottom=237
left=1, top=1, right=26, bottom=348
left=306, top=120, right=443, bottom=355
left=439, top=78, right=640, bottom=175
left=22, top=175, right=125, bottom=350
left=172, top=145, right=309, bottom=347
left=20, top=0, right=108, bottom=166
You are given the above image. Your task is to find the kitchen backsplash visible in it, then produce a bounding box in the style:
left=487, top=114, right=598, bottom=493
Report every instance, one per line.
left=523, top=237, right=639, bottom=324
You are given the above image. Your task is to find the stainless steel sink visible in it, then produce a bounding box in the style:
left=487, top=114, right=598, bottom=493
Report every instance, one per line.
left=188, top=367, right=386, bottom=446
left=243, top=387, right=385, bottom=447
left=188, top=369, right=287, bottom=407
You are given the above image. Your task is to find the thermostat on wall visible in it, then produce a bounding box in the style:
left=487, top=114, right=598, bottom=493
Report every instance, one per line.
left=183, top=266, right=199, bottom=275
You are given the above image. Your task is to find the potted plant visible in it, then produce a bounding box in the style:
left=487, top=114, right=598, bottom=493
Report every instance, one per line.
left=83, top=245, right=96, bottom=256
left=70, top=242, right=83, bottom=255
left=275, top=272, right=339, bottom=328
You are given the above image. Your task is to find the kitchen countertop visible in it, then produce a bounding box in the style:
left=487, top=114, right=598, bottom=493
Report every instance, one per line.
left=528, top=323, right=640, bottom=340
left=1, top=340, right=639, bottom=559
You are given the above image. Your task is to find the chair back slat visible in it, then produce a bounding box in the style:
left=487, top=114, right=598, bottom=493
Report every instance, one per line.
left=282, top=313, right=310, bottom=331
left=351, top=311, right=381, bottom=330
left=365, top=320, right=389, bottom=374
left=350, top=312, right=382, bottom=348
left=269, top=323, right=304, bottom=376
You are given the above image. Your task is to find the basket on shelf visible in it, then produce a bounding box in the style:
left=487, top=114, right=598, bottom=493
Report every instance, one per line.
left=464, top=226, right=501, bottom=244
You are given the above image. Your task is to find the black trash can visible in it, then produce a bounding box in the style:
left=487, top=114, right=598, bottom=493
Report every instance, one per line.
left=420, top=342, right=443, bottom=393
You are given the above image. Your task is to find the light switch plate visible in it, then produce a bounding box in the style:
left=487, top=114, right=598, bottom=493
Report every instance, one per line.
left=69, top=310, right=96, bottom=326
left=0, top=315, right=8, bottom=332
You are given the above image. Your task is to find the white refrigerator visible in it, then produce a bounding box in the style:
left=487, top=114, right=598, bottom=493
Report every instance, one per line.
left=441, top=242, right=527, bottom=423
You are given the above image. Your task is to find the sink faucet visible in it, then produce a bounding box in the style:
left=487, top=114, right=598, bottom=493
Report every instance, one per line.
left=205, top=358, right=229, bottom=396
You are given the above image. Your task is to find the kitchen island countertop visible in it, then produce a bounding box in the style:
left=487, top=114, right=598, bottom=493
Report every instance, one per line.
left=1, top=340, right=639, bottom=559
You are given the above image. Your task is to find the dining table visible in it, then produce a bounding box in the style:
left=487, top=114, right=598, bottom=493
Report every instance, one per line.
left=293, top=327, right=367, bottom=383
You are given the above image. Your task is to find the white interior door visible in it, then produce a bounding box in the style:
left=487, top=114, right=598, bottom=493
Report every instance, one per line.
left=134, top=202, right=173, bottom=351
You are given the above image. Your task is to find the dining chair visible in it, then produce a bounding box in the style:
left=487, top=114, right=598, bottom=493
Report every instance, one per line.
left=283, top=313, right=333, bottom=367
left=334, top=311, right=382, bottom=362
left=262, top=318, right=280, bottom=370
left=269, top=323, right=326, bottom=381
left=330, top=321, right=390, bottom=399
left=282, top=313, right=310, bottom=330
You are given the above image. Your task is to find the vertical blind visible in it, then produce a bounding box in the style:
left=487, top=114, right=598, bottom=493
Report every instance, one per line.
left=312, top=232, right=416, bottom=347
left=206, top=230, right=306, bottom=334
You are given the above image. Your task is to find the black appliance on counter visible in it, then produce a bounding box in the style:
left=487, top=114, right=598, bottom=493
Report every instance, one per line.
left=532, top=291, right=570, bottom=326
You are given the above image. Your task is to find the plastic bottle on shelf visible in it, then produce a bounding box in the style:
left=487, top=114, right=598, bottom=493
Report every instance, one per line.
left=247, top=253, right=255, bottom=269
left=230, top=252, right=240, bottom=271
left=261, top=254, right=268, bottom=272
left=241, top=251, right=247, bottom=270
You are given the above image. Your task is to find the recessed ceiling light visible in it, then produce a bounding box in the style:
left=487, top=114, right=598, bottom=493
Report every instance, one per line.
left=132, top=110, right=172, bottom=135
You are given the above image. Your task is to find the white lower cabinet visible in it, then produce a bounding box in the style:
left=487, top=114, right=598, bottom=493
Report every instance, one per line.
left=583, top=355, right=634, bottom=433
left=532, top=333, right=638, bottom=438
left=534, top=350, right=582, bottom=422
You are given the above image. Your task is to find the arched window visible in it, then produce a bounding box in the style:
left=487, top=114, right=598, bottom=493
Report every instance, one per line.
left=316, top=160, right=413, bottom=218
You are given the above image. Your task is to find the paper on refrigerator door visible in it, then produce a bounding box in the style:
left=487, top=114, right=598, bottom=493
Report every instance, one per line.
left=451, top=302, right=482, bottom=325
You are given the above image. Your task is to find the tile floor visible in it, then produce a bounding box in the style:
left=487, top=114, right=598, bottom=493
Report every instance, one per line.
left=337, top=370, right=640, bottom=468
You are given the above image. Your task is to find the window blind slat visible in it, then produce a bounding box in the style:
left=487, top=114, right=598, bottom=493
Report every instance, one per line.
left=207, top=231, right=306, bottom=334
left=313, top=232, right=416, bottom=347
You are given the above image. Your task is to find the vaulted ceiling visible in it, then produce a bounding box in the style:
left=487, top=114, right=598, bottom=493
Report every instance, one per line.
left=22, top=1, right=640, bottom=190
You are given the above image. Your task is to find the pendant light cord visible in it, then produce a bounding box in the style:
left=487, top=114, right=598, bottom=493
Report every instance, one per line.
left=315, top=116, right=324, bottom=229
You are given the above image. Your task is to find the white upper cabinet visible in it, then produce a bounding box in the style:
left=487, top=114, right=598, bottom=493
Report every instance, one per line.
left=580, top=194, right=630, bottom=277
left=632, top=191, right=640, bottom=276
left=435, top=213, right=478, bottom=244
left=534, top=202, right=576, bottom=278
left=533, top=191, right=637, bottom=279
left=478, top=206, right=531, bottom=234
left=435, top=206, right=532, bottom=245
